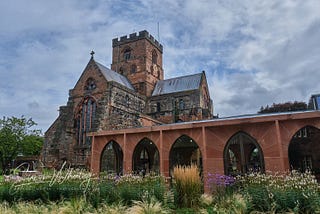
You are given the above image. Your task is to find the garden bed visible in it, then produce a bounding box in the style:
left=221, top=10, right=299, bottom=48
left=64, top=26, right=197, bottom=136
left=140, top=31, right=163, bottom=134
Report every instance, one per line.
left=0, top=167, right=319, bottom=213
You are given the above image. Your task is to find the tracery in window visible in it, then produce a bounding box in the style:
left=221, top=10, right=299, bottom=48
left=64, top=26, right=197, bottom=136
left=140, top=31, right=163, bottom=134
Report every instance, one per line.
left=75, top=97, right=96, bottom=147
left=85, top=78, right=96, bottom=91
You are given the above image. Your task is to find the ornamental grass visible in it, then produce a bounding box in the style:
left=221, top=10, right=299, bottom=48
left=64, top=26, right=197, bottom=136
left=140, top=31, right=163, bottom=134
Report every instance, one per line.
left=172, top=164, right=203, bottom=208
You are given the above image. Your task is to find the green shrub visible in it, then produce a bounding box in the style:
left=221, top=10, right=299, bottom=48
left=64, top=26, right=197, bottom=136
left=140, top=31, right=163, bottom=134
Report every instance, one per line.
left=0, top=171, right=167, bottom=208
left=115, top=174, right=166, bottom=205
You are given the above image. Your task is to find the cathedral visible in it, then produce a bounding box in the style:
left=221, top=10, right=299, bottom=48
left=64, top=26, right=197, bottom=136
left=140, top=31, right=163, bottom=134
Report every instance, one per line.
left=42, top=30, right=213, bottom=168
left=42, top=31, right=320, bottom=185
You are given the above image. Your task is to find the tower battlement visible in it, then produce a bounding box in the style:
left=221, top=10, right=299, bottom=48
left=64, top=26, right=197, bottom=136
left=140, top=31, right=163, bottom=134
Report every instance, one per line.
left=112, top=30, right=163, bottom=53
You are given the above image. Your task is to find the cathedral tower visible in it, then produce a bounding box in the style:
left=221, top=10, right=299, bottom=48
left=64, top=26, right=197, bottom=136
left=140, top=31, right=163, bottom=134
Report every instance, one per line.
left=111, top=30, right=163, bottom=97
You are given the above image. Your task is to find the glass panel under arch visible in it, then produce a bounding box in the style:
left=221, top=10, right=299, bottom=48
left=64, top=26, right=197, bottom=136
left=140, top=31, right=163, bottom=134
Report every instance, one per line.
left=100, top=141, right=123, bottom=175
left=224, top=132, right=264, bottom=175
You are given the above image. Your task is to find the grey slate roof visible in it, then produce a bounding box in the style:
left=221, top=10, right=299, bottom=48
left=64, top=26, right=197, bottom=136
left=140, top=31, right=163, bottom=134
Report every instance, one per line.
left=95, top=61, right=134, bottom=90
left=152, top=73, right=202, bottom=96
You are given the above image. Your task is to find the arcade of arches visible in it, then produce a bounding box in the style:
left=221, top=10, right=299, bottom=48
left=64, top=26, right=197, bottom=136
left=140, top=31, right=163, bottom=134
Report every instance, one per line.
left=91, top=111, right=320, bottom=190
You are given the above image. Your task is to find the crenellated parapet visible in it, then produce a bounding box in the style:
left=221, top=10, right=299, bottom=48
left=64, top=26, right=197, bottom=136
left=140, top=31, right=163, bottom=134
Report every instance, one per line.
left=112, top=30, right=163, bottom=52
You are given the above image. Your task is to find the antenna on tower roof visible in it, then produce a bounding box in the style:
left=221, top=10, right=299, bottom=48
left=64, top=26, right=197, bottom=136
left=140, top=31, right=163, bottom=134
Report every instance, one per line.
left=157, top=22, right=160, bottom=42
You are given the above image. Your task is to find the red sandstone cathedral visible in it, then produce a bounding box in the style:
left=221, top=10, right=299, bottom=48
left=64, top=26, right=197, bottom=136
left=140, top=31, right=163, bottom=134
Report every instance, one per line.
left=42, top=31, right=320, bottom=182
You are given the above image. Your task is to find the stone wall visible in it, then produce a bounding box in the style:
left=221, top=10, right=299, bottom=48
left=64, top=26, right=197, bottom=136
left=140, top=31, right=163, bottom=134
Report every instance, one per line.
left=42, top=104, right=73, bottom=168
left=147, top=89, right=211, bottom=123
left=95, top=81, right=146, bottom=131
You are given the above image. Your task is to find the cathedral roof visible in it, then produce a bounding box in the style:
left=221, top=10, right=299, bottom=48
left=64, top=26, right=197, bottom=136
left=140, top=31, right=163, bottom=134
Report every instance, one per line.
left=152, top=72, right=203, bottom=96
left=95, top=61, right=134, bottom=90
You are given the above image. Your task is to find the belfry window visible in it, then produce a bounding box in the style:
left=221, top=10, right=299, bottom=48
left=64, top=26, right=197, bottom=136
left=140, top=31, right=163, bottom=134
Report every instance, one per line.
left=124, top=49, right=131, bottom=60
left=75, top=98, right=96, bottom=147
left=152, top=50, right=157, bottom=64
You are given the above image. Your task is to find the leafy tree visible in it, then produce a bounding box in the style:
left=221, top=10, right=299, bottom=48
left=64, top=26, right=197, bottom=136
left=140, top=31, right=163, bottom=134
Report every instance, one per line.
left=258, top=101, right=308, bottom=114
left=21, top=135, right=43, bottom=156
left=0, top=116, right=42, bottom=174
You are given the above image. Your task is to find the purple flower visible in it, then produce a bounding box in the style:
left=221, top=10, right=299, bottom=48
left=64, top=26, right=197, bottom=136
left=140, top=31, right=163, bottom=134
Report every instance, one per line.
left=207, top=173, right=235, bottom=187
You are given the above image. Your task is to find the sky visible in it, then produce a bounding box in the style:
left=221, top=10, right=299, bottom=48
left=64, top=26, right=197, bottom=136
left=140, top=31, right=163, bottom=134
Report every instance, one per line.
left=1, top=0, right=320, bottom=132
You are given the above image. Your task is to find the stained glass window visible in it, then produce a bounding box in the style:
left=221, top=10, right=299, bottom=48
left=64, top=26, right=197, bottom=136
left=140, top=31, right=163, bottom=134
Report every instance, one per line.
left=75, top=98, right=96, bottom=146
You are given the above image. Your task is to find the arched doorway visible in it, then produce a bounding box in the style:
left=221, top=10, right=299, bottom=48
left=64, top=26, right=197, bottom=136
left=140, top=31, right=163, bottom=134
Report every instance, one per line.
left=132, top=138, right=159, bottom=175
left=169, top=135, right=202, bottom=174
left=224, top=132, right=264, bottom=175
left=100, top=141, right=123, bottom=175
left=289, top=126, right=320, bottom=178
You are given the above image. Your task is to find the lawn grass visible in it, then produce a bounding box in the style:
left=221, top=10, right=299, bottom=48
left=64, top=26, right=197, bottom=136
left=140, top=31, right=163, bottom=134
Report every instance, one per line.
left=0, top=175, right=3, bottom=182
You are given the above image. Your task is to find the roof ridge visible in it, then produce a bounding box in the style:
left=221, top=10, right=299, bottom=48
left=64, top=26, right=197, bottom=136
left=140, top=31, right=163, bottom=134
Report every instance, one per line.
left=160, top=72, right=202, bottom=82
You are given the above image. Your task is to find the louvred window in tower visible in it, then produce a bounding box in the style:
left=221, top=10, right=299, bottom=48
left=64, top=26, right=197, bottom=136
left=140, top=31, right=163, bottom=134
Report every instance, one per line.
left=152, top=50, right=157, bottom=64
left=123, top=48, right=131, bottom=60
left=75, top=97, right=96, bottom=147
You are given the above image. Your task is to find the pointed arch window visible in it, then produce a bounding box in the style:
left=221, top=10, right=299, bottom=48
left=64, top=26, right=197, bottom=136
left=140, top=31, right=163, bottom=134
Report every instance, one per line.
left=156, top=102, right=161, bottom=112
left=75, top=97, right=96, bottom=147
left=179, top=99, right=185, bottom=110
left=125, top=95, right=130, bottom=107
left=131, top=64, right=137, bottom=74
left=152, top=50, right=157, bottom=64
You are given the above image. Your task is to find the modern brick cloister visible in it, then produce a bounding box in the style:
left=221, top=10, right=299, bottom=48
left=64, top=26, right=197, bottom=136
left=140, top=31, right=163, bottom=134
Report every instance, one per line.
left=90, top=110, right=320, bottom=189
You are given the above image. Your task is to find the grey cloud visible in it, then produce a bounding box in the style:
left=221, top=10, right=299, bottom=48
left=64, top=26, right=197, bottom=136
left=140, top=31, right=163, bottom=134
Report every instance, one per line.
left=28, top=101, right=40, bottom=109
left=1, top=0, right=320, bottom=131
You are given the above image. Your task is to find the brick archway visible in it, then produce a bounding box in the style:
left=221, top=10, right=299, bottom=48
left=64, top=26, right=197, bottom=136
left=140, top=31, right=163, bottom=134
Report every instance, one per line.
left=223, top=131, right=264, bottom=175
left=132, top=138, right=160, bottom=175
left=100, top=140, right=123, bottom=174
left=169, top=135, right=202, bottom=175
left=288, top=126, right=320, bottom=178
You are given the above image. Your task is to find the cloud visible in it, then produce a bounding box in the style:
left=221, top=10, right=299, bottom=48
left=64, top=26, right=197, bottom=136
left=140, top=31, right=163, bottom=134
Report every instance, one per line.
left=1, top=0, right=320, bottom=131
